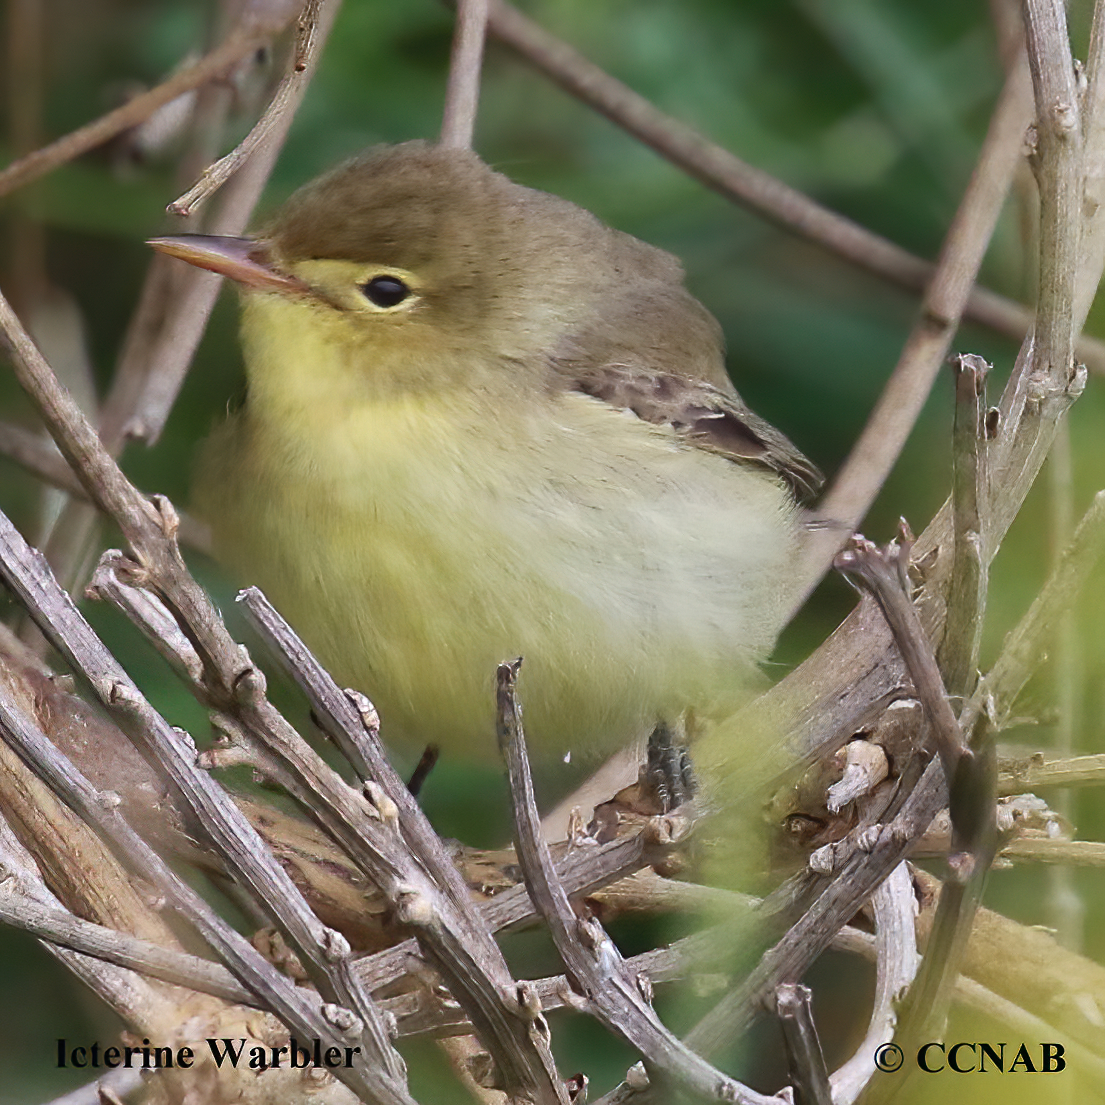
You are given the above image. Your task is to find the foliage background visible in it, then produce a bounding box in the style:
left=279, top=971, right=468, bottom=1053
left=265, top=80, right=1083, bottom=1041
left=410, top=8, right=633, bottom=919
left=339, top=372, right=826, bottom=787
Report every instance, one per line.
left=1, top=0, right=1104, bottom=1101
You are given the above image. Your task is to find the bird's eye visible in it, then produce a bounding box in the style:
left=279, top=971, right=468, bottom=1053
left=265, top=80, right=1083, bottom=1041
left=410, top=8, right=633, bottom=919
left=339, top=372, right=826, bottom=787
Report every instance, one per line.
left=361, top=275, right=411, bottom=308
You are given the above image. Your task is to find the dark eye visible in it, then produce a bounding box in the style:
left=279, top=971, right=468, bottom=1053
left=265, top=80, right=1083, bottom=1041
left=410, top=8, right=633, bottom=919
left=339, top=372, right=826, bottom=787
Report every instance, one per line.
left=361, top=275, right=411, bottom=308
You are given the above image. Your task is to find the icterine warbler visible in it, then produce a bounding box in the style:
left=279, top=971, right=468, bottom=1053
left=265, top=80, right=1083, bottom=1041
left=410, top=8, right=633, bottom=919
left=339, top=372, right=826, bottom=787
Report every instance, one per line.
left=151, top=141, right=820, bottom=773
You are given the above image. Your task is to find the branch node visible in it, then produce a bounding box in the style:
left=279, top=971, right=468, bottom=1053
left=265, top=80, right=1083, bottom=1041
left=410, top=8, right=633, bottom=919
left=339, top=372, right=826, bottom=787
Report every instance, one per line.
left=1054, top=99, right=1079, bottom=133
left=232, top=661, right=267, bottom=705
left=363, top=780, right=399, bottom=826
left=394, top=883, right=437, bottom=928
left=320, top=1002, right=363, bottom=1039
left=320, top=926, right=351, bottom=962
left=344, top=688, right=382, bottom=737
left=517, top=979, right=547, bottom=1019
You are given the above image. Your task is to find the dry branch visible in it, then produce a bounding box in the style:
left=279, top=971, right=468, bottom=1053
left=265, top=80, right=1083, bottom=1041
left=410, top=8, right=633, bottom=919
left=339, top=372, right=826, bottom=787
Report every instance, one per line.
left=440, top=0, right=490, bottom=150
left=0, top=1, right=303, bottom=200
left=497, top=662, right=773, bottom=1104
left=796, top=52, right=1032, bottom=596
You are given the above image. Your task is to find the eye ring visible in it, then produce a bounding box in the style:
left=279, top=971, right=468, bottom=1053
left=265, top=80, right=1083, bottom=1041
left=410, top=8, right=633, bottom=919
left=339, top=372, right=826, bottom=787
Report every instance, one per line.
left=361, top=275, right=411, bottom=308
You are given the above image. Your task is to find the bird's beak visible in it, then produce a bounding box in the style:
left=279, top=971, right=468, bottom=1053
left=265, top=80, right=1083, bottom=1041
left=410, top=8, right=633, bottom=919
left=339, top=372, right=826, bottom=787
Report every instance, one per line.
left=148, top=235, right=307, bottom=295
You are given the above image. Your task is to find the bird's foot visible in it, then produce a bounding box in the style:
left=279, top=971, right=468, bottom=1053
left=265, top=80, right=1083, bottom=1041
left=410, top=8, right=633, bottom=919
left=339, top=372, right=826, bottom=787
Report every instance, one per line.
left=589, top=720, right=697, bottom=843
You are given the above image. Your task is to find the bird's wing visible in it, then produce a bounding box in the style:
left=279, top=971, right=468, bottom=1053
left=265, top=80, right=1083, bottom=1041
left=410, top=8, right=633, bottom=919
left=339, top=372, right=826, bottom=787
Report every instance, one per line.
left=561, top=361, right=823, bottom=501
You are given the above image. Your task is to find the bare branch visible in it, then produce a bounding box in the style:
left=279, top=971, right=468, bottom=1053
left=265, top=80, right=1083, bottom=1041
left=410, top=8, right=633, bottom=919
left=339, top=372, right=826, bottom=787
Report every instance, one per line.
left=954, top=975, right=1105, bottom=1079
left=971, top=490, right=1105, bottom=729
left=1001, top=839, right=1105, bottom=865
left=1044, top=423, right=1082, bottom=944
left=912, top=866, right=1105, bottom=1060
left=1024, top=0, right=1082, bottom=385
left=170, top=0, right=333, bottom=217
left=0, top=419, right=85, bottom=498
left=0, top=763, right=184, bottom=1031
left=0, top=15, right=296, bottom=200
left=0, top=292, right=573, bottom=1105
left=439, top=0, right=490, bottom=149
left=832, top=535, right=997, bottom=1049
left=122, top=0, right=344, bottom=447
left=0, top=423, right=211, bottom=551
left=496, top=661, right=776, bottom=1105
left=684, top=758, right=945, bottom=1059
left=0, top=662, right=412, bottom=1105
left=1075, top=0, right=1105, bottom=319
left=0, top=283, right=421, bottom=1098
left=775, top=984, right=832, bottom=1105
left=87, top=553, right=206, bottom=684
left=938, top=354, right=992, bottom=697
left=833, top=535, right=968, bottom=789
left=999, top=752, right=1105, bottom=792
left=794, top=53, right=1033, bottom=599
left=0, top=892, right=255, bottom=1006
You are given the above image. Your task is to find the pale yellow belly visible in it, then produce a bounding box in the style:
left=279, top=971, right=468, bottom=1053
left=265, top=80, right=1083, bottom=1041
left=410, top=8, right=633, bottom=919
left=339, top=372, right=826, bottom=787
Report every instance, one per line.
left=199, top=392, right=796, bottom=763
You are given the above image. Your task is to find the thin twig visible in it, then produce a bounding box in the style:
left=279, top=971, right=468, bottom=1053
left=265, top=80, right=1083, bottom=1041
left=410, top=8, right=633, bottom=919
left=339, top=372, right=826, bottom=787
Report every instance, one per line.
left=0, top=424, right=211, bottom=551
left=0, top=419, right=84, bottom=498
left=1044, top=424, right=1083, bottom=948
left=1076, top=0, right=1105, bottom=324
left=1000, top=839, right=1105, bottom=865
left=439, top=0, right=490, bottom=149
left=120, top=0, right=344, bottom=447
left=684, top=757, right=945, bottom=1059
left=833, top=535, right=998, bottom=1050
left=0, top=283, right=418, bottom=1098
left=169, top=0, right=327, bottom=216
left=998, top=752, right=1105, bottom=792
left=1024, top=0, right=1083, bottom=387
left=775, top=984, right=832, bottom=1105
left=236, top=588, right=606, bottom=1104
left=0, top=892, right=255, bottom=1006
left=699, top=248, right=1095, bottom=868
left=793, top=52, right=1033, bottom=602
left=912, top=866, right=1105, bottom=1071
left=86, top=553, right=205, bottom=684
left=969, top=490, right=1105, bottom=730
left=0, top=752, right=185, bottom=1031
left=0, top=13, right=296, bottom=200
left=236, top=595, right=578, bottom=1103
left=99, top=49, right=250, bottom=454
left=954, top=975, right=1105, bottom=1079
left=0, top=670, right=412, bottom=1105
left=146, top=583, right=569, bottom=1103
left=833, top=534, right=968, bottom=790
left=893, top=781, right=996, bottom=1050
left=938, top=354, right=991, bottom=697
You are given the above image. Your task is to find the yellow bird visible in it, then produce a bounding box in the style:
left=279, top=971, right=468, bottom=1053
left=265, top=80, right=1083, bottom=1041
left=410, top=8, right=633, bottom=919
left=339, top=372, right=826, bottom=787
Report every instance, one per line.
left=152, top=141, right=819, bottom=774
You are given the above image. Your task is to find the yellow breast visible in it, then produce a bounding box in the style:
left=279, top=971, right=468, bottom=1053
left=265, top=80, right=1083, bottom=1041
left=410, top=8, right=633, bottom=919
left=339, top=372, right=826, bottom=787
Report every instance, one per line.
left=195, top=296, right=798, bottom=763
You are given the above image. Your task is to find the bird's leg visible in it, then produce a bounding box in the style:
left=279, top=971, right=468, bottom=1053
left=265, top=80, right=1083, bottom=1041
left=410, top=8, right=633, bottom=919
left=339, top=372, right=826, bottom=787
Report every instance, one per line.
left=407, top=743, right=441, bottom=796
left=642, top=719, right=697, bottom=814
left=587, top=718, right=697, bottom=842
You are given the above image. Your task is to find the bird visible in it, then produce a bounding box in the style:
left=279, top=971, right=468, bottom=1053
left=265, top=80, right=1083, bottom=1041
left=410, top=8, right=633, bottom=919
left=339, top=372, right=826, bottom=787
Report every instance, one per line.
left=151, top=140, right=820, bottom=778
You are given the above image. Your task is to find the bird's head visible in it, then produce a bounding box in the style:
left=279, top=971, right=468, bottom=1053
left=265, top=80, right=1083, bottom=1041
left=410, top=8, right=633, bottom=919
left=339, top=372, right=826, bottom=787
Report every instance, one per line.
left=151, top=141, right=701, bottom=388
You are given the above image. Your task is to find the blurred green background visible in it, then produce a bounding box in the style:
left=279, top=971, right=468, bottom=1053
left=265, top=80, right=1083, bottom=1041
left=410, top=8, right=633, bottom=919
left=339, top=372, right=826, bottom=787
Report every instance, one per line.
left=2, top=0, right=1104, bottom=1101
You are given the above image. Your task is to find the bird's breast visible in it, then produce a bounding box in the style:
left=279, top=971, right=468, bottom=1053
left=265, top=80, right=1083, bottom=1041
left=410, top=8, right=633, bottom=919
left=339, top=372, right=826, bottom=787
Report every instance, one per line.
left=199, top=387, right=798, bottom=761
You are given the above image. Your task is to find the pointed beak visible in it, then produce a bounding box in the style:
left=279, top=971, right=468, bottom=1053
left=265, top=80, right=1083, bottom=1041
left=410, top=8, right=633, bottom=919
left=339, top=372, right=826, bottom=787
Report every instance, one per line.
left=148, top=235, right=307, bottom=295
